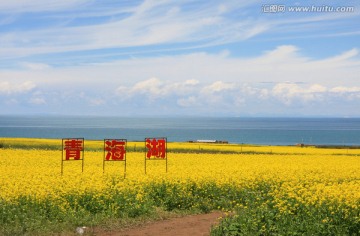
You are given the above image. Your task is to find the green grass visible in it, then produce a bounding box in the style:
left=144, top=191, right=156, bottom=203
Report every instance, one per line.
left=0, top=180, right=249, bottom=235
left=2, top=180, right=358, bottom=235
left=211, top=191, right=360, bottom=236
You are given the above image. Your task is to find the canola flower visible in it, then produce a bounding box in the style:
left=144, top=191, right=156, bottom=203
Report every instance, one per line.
left=0, top=138, right=359, bottom=235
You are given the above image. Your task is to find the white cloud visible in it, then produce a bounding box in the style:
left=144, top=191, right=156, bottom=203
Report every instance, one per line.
left=21, top=45, right=356, bottom=88
left=132, top=77, right=163, bottom=95
left=1, top=45, right=360, bottom=116
left=330, top=86, right=360, bottom=93
left=20, top=62, right=51, bottom=71
left=0, top=0, right=358, bottom=117
left=201, top=81, right=235, bottom=94
left=18, top=81, right=36, bottom=92
left=272, top=83, right=327, bottom=105
left=1, top=45, right=359, bottom=89
left=241, top=84, right=269, bottom=99
left=308, top=84, right=327, bottom=93
left=29, top=97, right=46, bottom=105
left=116, top=77, right=164, bottom=100
left=271, top=83, right=360, bottom=106
left=0, top=0, right=359, bottom=67
left=4, top=98, right=18, bottom=105
left=110, top=77, right=360, bottom=115
left=89, top=98, right=105, bottom=106
left=115, top=78, right=237, bottom=109
left=177, top=96, right=199, bottom=107
left=0, top=81, right=36, bottom=95
left=0, top=1, right=268, bottom=58
left=330, top=86, right=360, bottom=100
left=184, top=79, right=199, bottom=86
left=3, top=1, right=357, bottom=60
left=116, top=77, right=201, bottom=100
left=261, top=45, right=302, bottom=63
left=0, top=0, right=89, bottom=13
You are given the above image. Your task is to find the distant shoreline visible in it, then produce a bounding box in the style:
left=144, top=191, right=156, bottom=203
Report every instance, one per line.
left=1, top=137, right=360, bottom=150
left=0, top=116, right=359, bottom=146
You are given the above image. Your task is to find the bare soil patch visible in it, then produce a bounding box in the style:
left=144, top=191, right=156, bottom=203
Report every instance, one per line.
left=95, top=211, right=224, bottom=236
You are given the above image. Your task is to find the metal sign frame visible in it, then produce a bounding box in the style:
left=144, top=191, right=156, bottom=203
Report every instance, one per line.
left=144, top=137, right=167, bottom=174
left=61, top=138, right=84, bottom=175
left=103, top=139, right=127, bottom=177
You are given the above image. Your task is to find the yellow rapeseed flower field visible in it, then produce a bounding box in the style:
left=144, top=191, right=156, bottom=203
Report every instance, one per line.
left=0, top=138, right=359, bottom=235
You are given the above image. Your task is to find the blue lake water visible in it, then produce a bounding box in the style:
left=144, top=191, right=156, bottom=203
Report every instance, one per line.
left=0, top=116, right=359, bottom=145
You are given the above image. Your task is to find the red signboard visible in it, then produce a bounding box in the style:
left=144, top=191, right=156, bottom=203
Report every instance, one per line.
left=144, top=137, right=167, bottom=174
left=105, top=139, right=126, bottom=160
left=61, top=138, right=84, bottom=174
left=103, top=139, right=127, bottom=176
left=145, top=138, right=166, bottom=159
left=64, top=139, right=83, bottom=160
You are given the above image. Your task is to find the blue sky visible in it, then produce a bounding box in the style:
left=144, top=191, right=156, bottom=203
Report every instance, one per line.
left=0, top=0, right=359, bottom=117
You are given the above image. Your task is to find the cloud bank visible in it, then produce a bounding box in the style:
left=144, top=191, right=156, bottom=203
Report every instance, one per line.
left=1, top=45, right=359, bottom=116
left=0, top=1, right=359, bottom=116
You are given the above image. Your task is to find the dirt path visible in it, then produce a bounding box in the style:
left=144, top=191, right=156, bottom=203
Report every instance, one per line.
left=96, top=211, right=224, bottom=236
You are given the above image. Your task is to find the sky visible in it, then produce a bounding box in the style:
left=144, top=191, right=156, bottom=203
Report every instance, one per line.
left=0, top=0, right=359, bottom=117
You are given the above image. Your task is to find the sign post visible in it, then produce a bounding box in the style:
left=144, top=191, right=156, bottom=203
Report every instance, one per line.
left=103, top=139, right=127, bottom=177
left=61, top=138, right=84, bottom=175
left=144, top=137, right=167, bottom=174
